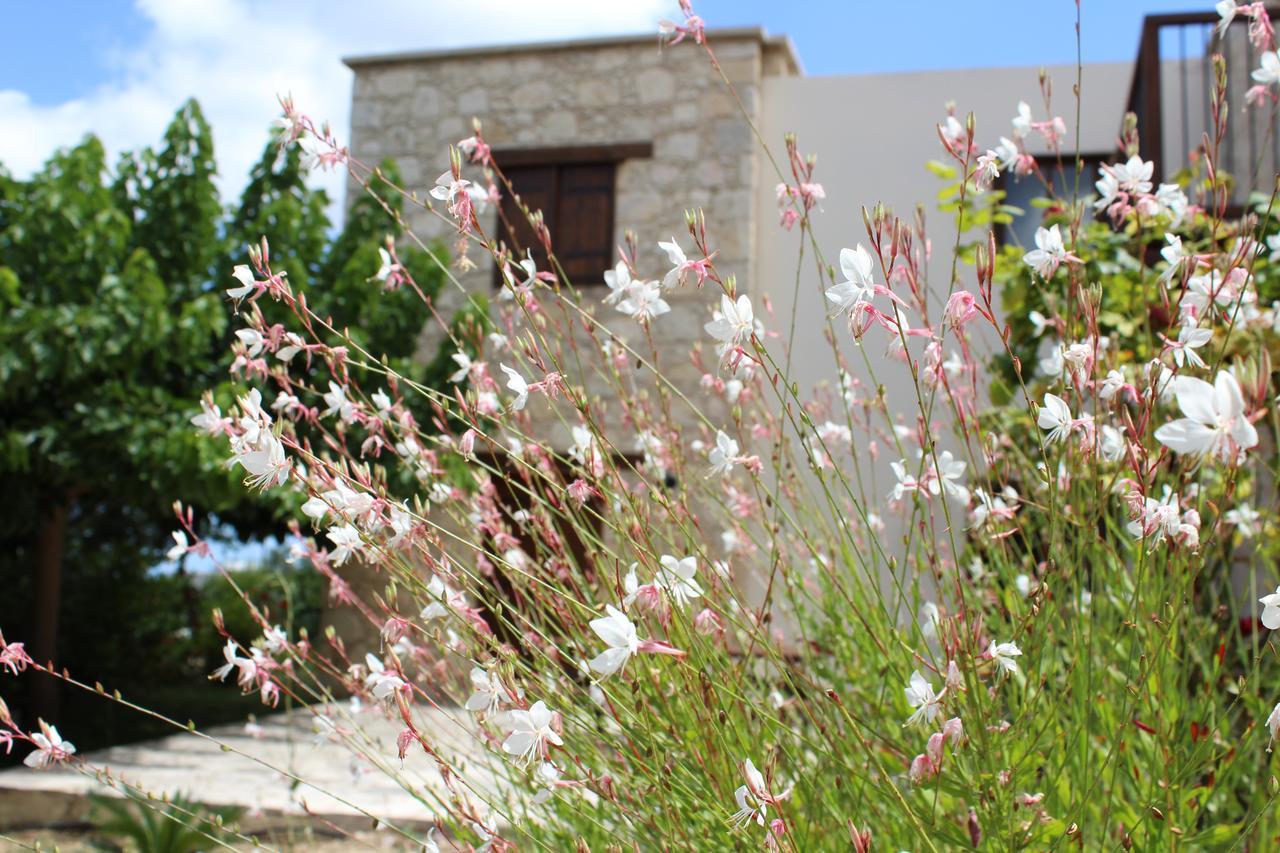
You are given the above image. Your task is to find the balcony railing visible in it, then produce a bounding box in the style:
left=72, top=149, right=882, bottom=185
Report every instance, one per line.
left=1127, top=9, right=1280, bottom=208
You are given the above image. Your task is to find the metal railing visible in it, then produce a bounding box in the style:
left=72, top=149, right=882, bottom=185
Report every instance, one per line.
left=1127, top=9, right=1280, bottom=207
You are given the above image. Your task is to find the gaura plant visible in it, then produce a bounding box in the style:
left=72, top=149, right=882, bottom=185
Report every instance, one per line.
left=8, top=1, right=1280, bottom=849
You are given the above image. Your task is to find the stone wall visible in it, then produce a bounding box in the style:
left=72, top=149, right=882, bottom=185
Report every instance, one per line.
left=330, top=32, right=800, bottom=656
left=346, top=30, right=799, bottom=448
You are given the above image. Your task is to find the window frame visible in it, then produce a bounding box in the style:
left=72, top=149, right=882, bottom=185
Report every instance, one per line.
left=489, top=142, right=653, bottom=289
left=996, top=151, right=1113, bottom=249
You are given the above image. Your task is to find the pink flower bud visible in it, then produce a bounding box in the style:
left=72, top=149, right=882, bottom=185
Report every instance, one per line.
left=694, top=608, right=724, bottom=638
left=945, top=290, right=979, bottom=328
left=942, top=716, right=964, bottom=745
left=926, top=731, right=947, bottom=765
left=381, top=617, right=410, bottom=644
left=397, top=727, right=415, bottom=760
left=909, top=753, right=936, bottom=784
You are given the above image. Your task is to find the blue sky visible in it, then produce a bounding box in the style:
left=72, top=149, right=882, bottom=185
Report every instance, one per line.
left=5, top=1, right=1220, bottom=104
left=1, top=0, right=1221, bottom=203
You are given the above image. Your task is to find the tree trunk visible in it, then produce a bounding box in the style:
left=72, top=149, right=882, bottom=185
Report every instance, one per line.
left=29, top=493, right=72, bottom=724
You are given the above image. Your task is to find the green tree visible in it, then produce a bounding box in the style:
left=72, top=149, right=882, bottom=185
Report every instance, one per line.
left=225, top=139, right=329, bottom=293
left=0, top=110, right=262, bottom=723
left=0, top=102, right=462, bottom=731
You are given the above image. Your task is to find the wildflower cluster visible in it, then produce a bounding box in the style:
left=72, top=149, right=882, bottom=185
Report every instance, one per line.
left=8, top=4, right=1280, bottom=850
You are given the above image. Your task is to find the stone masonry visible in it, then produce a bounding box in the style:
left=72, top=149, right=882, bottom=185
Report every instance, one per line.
left=344, top=30, right=800, bottom=448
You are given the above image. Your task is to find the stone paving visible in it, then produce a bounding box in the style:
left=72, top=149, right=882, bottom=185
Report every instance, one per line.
left=0, top=704, right=507, bottom=839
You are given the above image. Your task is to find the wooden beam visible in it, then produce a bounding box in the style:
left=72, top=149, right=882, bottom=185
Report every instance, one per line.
left=490, top=142, right=653, bottom=167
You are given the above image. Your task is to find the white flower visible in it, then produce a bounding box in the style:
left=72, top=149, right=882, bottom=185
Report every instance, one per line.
left=1155, top=183, right=1188, bottom=225
left=235, top=328, right=264, bottom=357
left=420, top=575, right=460, bottom=621
left=974, top=150, right=1001, bottom=189
left=386, top=505, right=415, bottom=547
left=987, top=640, right=1023, bottom=676
left=707, top=430, right=741, bottom=477
left=930, top=450, right=969, bottom=503
left=211, top=639, right=256, bottom=688
left=656, top=555, right=703, bottom=607
left=363, top=653, right=406, bottom=701
left=1022, top=225, right=1070, bottom=279
left=919, top=602, right=942, bottom=641
left=1094, top=169, right=1120, bottom=213
left=824, top=245, right=876, bottom=315
left=234, top=430, right=291, bottom=490
left=165, top=531, right=188, bottom=562
left=1172, top=322, right=1213, bottom=369
left=942, top=350, right=965, bottom=379
left=500, top=364, right=529, bottom=411
left=1037, top=393, right=1074, bottom=445
left=262, top=625, right=288, bottom=655
left=730, top=785, right=769, bottom=831
left=1225, top=502, right=1262, bottom=538
left=1100, top=424, right=1126, bottom=462
left=371, top=389, right=392, bottom=414
left=227, top=264, right=256, bottom=300
left=191, top=397, right=224, bottom=435
left=449, top=352, right=473, bottom=383
left=657, top=238, right=689, bottom=289
left=995, top=136, right=1021, bottom=169
left=500, top=252, right=539, bottom=300
left=1267, top=701, right=1280, bottom=750
left=1260, top=586, right=1280, bottom=630
left=276, top=332, right=304, bottom=363
left=1111, top=155, right=1154, bottom=195
left=616, top=279, right=670, bottom=324
left=904, top=670, right=942, bottom=726
left=569, top=425, right=598, bottom=469
left=1100, top=369, right=1127, bottom=401
left=1126, top=487, right=1198, bottom=548
left=502, top=700, right=562, bottom=765
left=1011, top=101, right=1033, bottom=139
left=970, top=487, right=1017, bottom=529
left=1160, top=234, right=1190, bottom=284
left=326, top=524, right=362, bottom=566
left=890, top=459, right=924, bottom=501
left=1216, top=0, right=1237, bottom=34
left=1154, top=370, right=1258, bottom=463
left=1252, top=50, right=1280, bottom=85
left=704, top=294, right=755, bottom=359
left=602, top=261, right=633, bottom=305
left=322, top=381, right=357, bottom=423
left=465, top=666, right=506, bottom=714
left=1026, top=310, right=1049, bottom=338
left=23, top=721, right=76, bottom=769
left=374, top=247, right=396, bottom=282
left=588, top=605, right=641, bottom=677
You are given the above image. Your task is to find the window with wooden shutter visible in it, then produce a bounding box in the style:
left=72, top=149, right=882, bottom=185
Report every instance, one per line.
left=491, top=143, right=652, bottom=288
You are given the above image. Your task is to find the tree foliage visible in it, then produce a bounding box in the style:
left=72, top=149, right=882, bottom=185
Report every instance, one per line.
left=0, top=98, right=450, bottom=730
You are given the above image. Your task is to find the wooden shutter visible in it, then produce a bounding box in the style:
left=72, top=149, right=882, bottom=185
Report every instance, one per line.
left=554, top=163, right=615, bottom=284
left=496, top=164, right=555, bottom=282
left=494, top=159, right=618, bottom=288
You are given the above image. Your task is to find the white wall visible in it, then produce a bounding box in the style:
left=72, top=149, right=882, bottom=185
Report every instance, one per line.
left=749, top=63, right=1132, bottom=613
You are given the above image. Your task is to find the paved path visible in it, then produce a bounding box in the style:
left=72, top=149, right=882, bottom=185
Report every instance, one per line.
left=0, top=704, right=509, bottom=839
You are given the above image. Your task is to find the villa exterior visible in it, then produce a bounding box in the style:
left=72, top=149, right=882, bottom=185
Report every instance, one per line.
left=342, top=29, right=1134, bottom=449
left=335, top=17, right=1274, bottom=644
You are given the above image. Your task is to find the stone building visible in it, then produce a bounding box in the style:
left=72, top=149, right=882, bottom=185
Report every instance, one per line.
left=344, top=30, right=802, bottom=449
left=341, top=29, right=1138, bottom=452
left=337, top=17, right=1268, bottom=640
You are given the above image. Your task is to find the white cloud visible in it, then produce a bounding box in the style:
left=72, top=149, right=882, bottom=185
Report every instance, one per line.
left=0, top=0, right=669, bottom=216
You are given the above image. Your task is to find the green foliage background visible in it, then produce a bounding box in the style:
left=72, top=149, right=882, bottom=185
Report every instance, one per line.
left=0, top=98, right=453, bottom=753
